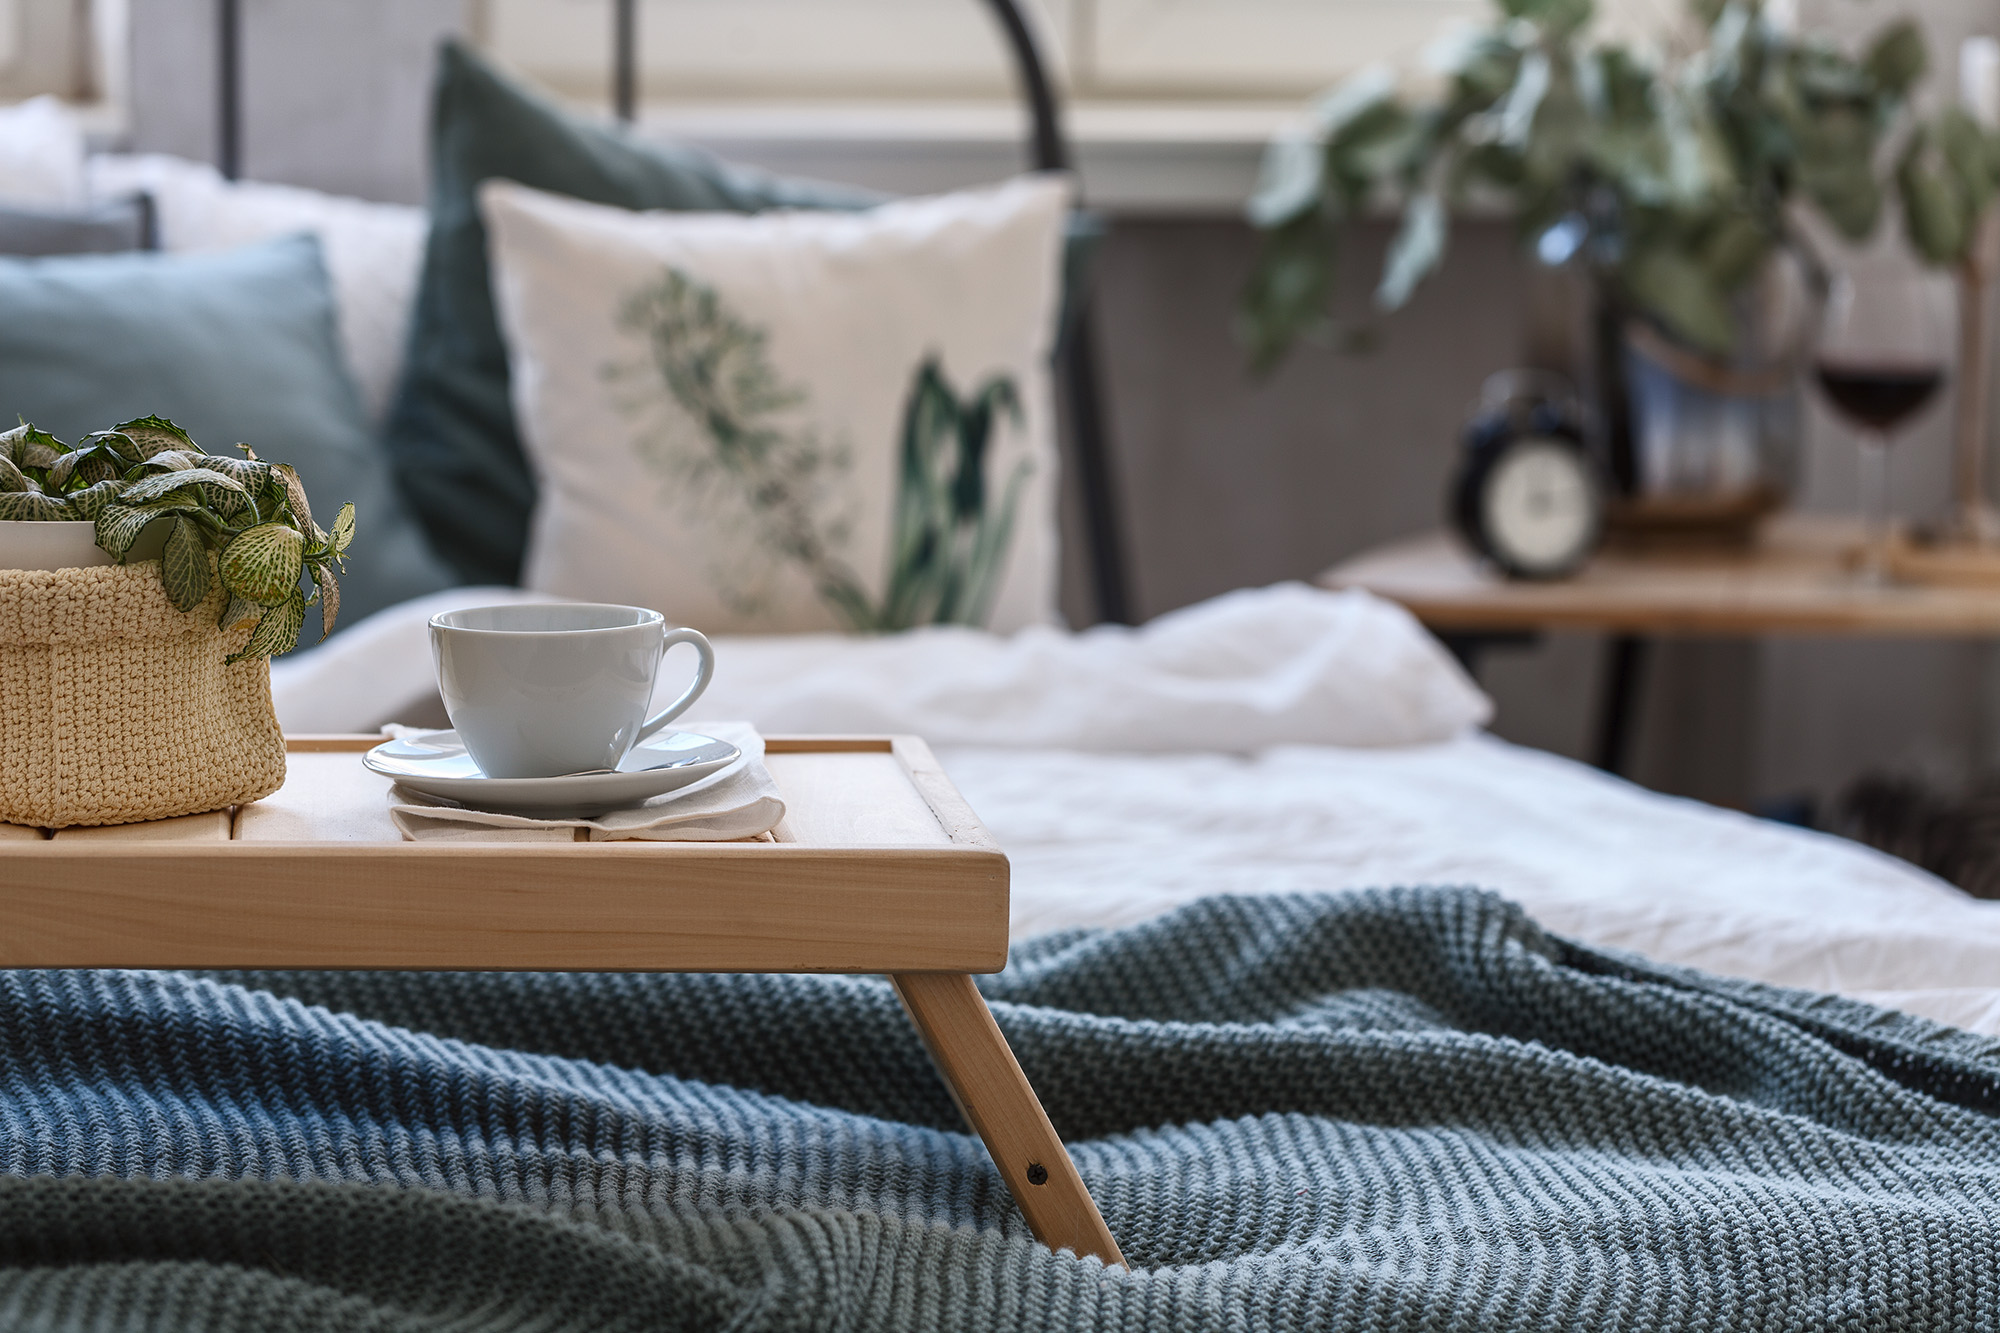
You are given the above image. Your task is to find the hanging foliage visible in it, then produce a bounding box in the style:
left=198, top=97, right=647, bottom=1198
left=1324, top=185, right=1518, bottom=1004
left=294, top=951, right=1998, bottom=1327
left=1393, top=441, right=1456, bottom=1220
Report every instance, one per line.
left=0, top=417, right=353, bottom=660
left=1240, top=0, right=1931, bottom=370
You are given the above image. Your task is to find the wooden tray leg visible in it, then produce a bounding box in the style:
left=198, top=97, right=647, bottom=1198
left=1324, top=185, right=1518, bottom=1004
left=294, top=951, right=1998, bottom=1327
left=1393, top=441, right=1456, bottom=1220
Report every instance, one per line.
left=891, top=972, right=1126, bottom=1267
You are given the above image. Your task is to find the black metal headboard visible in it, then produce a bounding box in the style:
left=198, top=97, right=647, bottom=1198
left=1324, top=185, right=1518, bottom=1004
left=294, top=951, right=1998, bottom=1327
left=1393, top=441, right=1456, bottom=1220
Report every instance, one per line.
left=216, top=0, right=1130, bottom=625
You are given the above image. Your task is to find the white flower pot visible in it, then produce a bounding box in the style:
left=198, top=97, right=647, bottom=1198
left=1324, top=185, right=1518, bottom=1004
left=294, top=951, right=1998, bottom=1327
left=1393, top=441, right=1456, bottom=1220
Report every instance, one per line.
left=0, top=520, right=115, bottom=571
left=0, top=519, right=167, bottom=572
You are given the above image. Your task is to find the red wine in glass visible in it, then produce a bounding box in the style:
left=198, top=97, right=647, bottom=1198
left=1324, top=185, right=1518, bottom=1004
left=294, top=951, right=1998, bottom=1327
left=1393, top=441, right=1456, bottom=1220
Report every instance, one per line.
left=1816, top=269, right=1952, bottom=582
left=1813, top=362, right=1945, bottom=434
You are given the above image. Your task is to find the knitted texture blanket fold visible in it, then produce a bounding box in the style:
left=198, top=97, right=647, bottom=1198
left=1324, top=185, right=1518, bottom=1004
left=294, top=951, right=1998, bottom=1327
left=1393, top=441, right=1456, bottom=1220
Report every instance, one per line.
left=1, top=887, right=1998, bottom=1331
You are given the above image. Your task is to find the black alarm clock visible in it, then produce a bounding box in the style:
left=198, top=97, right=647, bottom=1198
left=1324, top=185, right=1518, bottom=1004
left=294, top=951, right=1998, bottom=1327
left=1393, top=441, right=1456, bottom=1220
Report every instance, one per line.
left=1451, top=371, right=1604, bottom=580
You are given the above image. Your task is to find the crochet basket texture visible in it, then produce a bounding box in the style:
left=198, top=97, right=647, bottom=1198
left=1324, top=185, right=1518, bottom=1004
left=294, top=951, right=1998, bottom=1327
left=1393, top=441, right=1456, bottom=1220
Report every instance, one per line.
left=0, top=560, right=286, bottom=829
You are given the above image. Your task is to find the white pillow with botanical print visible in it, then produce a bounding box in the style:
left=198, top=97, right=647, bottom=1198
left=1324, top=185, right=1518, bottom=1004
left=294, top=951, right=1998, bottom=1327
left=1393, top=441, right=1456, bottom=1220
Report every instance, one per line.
left=481, top=175, right=1070, bottom=634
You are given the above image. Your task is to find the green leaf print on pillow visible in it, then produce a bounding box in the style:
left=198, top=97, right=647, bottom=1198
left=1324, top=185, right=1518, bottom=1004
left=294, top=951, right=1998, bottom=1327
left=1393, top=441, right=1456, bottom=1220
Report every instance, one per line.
left=874, top=359, right=1027, bottom=632
left=613, top=267, right=1029, bottom=632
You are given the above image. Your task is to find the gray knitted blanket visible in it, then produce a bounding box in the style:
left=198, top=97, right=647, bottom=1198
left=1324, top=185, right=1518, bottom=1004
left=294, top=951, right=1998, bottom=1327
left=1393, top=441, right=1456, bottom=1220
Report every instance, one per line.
left=1, top=887, right=1998, bottom=1331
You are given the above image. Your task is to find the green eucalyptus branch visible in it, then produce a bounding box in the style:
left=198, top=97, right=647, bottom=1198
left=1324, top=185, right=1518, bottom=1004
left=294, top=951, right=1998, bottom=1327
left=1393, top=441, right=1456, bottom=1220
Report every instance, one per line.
left=1241, top=0, right=1928, bottom=371
left=618, top=267, right=1028, bottom=632
left=0, top=416, right=356, bottom=660
left=1899, top=108, right=2000, bottom=268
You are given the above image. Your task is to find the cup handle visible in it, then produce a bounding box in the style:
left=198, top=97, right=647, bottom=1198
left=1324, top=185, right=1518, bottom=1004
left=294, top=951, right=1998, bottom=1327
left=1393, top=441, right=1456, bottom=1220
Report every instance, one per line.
left=636, top=627, right=716, bottom=742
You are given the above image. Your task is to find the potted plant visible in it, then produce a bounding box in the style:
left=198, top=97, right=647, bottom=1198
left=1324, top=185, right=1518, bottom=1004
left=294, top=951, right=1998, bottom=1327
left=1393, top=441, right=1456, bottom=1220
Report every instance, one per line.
left=0, top=416, right=354, bottom=828
left=1240, top=0, right=1929, bottom=531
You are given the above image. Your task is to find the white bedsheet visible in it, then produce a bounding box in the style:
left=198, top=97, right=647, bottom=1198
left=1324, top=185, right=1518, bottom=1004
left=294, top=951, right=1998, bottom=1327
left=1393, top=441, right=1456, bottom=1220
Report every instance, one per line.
left=272, top=582, right=2000, bottom=1034
left=273, top=581, right=1492, bottom=746
left=936, top=740, right=2000, bottom=1034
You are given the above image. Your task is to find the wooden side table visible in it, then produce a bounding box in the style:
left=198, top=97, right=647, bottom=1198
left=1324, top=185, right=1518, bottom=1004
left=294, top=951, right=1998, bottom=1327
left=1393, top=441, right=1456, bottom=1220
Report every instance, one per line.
left=0, top=734, right=1126, bottom=1268
left=1321, top=514, right=2000, bottom=773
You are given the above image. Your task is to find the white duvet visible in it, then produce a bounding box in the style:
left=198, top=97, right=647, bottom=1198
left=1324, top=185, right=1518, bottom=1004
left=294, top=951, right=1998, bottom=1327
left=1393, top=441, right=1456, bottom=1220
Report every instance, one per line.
left=274, top=582, right=2000, bottom=1035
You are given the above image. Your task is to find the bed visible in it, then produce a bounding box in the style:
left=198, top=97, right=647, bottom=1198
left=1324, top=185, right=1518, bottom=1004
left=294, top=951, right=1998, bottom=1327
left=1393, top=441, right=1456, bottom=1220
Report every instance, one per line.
left=6, top=7, right=2000, bottom=1326
left=10, top=583, right=2000, bottom=1327
left=269, top=578, right=2000, bottom=1038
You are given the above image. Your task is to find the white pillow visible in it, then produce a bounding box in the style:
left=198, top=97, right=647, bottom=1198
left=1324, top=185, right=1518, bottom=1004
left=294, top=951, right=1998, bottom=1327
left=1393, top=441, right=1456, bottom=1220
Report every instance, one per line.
left=85, top=154, right=426, bottom=427
left=0, top=96, right=85, bottom=207
left=269, top=581, right=1493, bottom=749
left=688, top=583, right=1494, bottom=751
left=481, top=175, right=1070, bottom=635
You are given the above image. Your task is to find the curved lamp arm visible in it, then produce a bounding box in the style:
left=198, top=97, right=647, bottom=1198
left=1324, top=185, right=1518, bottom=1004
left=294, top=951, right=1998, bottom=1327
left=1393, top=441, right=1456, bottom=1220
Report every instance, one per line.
left=977, top=0, right=1068, bottom=174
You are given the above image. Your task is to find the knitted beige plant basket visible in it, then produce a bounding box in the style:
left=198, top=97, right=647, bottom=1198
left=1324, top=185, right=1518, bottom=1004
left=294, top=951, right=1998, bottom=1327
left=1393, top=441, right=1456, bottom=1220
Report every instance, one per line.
left=0, top=560, right=286, bottom=828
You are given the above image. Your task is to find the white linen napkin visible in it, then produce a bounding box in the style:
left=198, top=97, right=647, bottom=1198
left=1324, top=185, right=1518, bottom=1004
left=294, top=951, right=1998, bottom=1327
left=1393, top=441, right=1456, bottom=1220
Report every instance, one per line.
left=387, top=720, right=784, bottom=843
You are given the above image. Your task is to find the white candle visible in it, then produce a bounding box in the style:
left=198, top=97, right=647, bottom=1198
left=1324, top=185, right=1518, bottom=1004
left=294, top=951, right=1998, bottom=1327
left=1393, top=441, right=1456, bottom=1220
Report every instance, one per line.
left=1962, top=36, right=2000, bottom=130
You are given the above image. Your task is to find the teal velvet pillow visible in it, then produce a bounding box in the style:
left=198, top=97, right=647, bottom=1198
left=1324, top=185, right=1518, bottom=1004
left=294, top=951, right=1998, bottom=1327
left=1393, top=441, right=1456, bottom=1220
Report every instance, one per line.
left=386, top=42, right=883, bottom=586
left=0, top=234, right=456, bottom=633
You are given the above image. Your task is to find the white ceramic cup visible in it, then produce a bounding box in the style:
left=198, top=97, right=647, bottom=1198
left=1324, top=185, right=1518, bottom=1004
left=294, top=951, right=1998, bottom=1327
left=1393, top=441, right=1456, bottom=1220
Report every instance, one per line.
left=428, top=603, right=716, bottom=779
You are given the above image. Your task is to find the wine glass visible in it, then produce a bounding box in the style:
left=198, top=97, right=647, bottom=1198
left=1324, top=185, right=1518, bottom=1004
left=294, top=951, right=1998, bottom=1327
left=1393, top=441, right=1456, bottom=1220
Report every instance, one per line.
left=1813, top=266, right=1952, bottom=585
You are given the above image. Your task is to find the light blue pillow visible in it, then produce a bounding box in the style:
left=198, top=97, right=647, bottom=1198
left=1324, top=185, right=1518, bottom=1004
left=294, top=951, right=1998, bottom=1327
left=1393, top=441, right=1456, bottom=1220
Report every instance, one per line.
left=0, top=234, right=455, bottom=634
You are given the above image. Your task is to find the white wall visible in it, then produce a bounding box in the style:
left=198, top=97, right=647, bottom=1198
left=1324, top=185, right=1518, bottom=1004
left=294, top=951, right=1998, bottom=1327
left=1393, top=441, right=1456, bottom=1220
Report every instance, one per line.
left=127, top=0, right=461, bottom=203
left=0, top=0, right=89, bottom=101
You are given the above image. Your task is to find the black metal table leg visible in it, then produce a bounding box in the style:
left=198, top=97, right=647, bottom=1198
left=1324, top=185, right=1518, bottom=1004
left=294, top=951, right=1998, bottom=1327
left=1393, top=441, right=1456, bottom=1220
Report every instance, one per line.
left=1593, top=634, right=1649, bottom=775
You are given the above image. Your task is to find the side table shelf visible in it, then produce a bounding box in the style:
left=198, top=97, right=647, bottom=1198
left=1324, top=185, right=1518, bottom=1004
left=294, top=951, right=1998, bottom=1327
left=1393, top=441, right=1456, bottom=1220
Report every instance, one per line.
left=1321, top=515, right=2000, bottom=774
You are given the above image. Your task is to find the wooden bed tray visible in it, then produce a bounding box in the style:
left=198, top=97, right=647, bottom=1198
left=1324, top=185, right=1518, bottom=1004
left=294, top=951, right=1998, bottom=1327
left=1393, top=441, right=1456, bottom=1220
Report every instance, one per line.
left=0, top=734, right=1124, bottom=1266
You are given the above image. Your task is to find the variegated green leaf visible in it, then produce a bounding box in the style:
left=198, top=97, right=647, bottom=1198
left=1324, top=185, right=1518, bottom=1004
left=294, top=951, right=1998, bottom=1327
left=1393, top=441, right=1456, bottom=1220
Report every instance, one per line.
left=57, top=443, right=126, bottom=488
left=94, top=504, right=171, bottom=560
left=160, top=516, right=210, bottom=611
left=1, top=423, right=64, bottom=473
left=126, top=449, right=204, bottom=477
left=121, top=494, right=205, bottom=522
left=228, top=589, right=307, bottom=663
left=111, top=416, right=200, bottom=459
left=218, top=592, right=260, bottom=632
left=17, top=434, right=62, bottom=474
left=119, top=467, right=250, bottom=508
left=0, top=455, right=33, bottom=493
left=63, top=478, right=129, bottom=522
left=80, top=430, right=144, bottom=469
left=190, top=475, right=252, bottom=522
left=215, top=486, right=256, bottom=522
left=193, top=454, right=255, bottom=484
left=327, top=501, right=355, bottom=560
left=42, top=452, right=76, bottom=491
left=198, top=454, right=272, bottom=495
left=0, top=490, right=70, bottom=521
left=309, top=559, right=341, bottom=640
left=218, top=522, right=306, bottom=605
left=255, top=471, right=289, bottom=522
left=271, top=463, right=320, bottom=539
left=74, top=452, right=122, bottom=487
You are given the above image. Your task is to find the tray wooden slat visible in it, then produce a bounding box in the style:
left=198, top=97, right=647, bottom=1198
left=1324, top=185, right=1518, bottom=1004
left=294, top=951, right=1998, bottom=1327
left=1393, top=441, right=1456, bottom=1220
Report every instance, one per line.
left=52, top=812, right=232, bottom=843
left=0, top=735, right=1009, bottom=972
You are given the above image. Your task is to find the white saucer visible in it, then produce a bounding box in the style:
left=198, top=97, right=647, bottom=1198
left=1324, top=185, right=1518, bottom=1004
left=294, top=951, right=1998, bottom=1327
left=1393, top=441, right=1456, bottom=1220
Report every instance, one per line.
left=363, top=729, right=742, bottom=818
